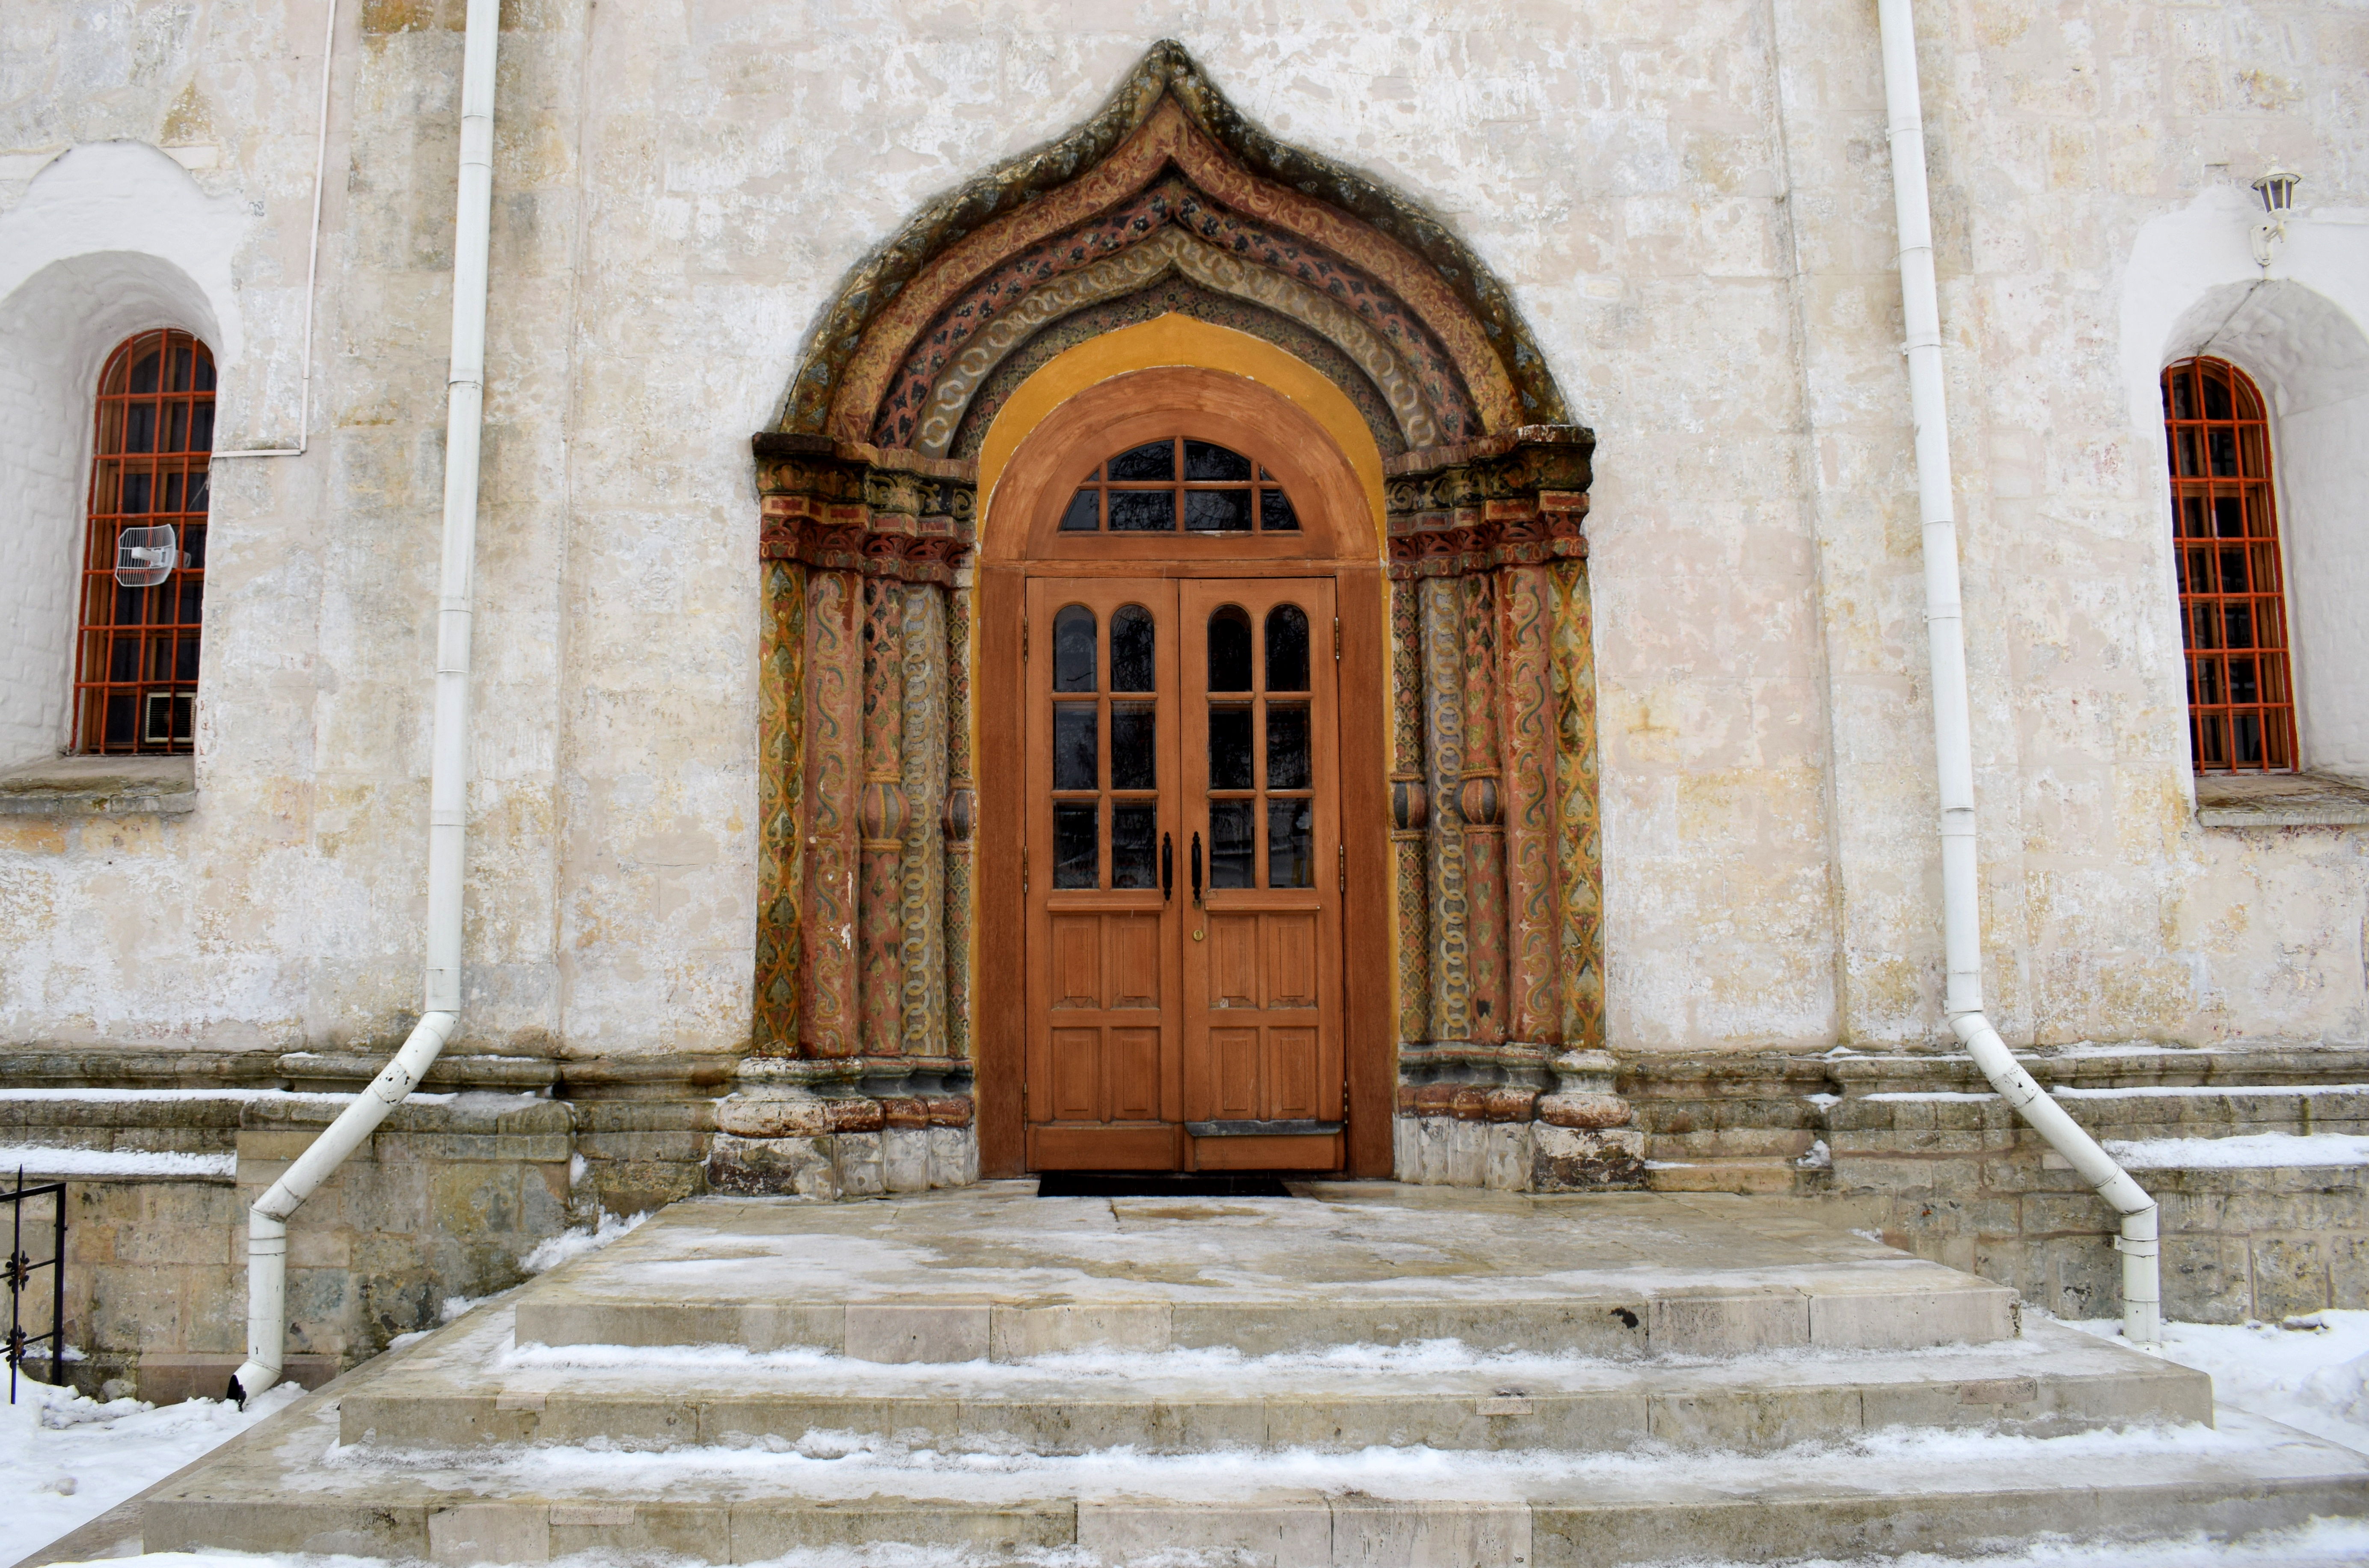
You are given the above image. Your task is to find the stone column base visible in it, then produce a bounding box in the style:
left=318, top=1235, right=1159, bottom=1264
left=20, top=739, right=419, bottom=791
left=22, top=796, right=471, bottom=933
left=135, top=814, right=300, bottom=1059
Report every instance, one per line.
left=1390, top=1048, right=1646, bottom=1191
left=706, top=1091, right=977, bottom=1198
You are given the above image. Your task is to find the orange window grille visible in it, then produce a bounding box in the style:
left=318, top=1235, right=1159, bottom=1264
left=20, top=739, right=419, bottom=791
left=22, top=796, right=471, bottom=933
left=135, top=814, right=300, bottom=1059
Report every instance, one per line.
left=76, top=329, right=215, bottom=755
left=2162, top=356, right=2295, bottom=772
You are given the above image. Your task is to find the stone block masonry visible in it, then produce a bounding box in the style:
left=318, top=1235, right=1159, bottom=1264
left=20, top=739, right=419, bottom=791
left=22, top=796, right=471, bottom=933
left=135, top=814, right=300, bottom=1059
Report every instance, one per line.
left=7, top=1040, right=2368, bottom=1402
left=1626, top=1045, right=2369, bottom=1325
left=0, top=1047, right=730, bottom=1402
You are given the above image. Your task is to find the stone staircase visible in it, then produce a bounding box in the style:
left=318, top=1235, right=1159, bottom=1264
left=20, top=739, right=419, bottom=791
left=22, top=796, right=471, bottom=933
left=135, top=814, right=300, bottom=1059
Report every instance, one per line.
left=113, top=1184, right=2369, bottom=1565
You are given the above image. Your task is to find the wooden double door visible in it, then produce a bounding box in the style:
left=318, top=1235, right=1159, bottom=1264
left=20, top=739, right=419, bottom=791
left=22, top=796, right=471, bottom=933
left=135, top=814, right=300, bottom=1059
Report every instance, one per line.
left=1024, top=575, right=1345, bottom=1171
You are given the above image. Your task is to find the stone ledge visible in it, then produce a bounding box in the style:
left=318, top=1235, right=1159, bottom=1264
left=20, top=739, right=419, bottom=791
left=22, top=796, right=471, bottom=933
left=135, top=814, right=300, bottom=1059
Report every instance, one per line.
left=2195, top=770, right=2369, bottom=827
left=0, top=755, right=196, bottom=815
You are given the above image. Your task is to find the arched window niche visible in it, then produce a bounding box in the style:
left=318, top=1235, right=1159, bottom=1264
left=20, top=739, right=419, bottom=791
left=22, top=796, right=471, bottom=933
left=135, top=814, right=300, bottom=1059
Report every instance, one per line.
left=76, top=327, right=216, bottom=755
left=2160, top=356, right=2295, bottom=772
left=2154, top=282, right=2369, bottom=817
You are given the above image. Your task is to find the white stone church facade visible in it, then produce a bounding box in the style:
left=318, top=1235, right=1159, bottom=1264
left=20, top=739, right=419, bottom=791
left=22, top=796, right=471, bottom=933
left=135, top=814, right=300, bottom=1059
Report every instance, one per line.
left=2, top=0, right=2367, bottom=1396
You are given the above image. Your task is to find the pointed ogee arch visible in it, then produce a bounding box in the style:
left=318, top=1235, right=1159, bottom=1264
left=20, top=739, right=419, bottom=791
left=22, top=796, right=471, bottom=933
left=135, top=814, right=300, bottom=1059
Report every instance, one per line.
left=770, top=41, right=1569, bottom=457
left=738, top=43, right=1607, bottom=1197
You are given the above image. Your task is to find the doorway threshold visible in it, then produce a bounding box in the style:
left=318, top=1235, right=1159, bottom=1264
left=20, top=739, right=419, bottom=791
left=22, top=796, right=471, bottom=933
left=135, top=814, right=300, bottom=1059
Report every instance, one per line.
left=1033, top=1172, right=1298, bottom=1199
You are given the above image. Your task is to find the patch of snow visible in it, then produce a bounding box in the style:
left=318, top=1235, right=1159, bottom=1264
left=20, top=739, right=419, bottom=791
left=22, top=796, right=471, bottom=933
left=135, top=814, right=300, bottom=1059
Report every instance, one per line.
left=0, top=1087, right=458, bottom=1105
left=39, top=1521, right=2369, bottom=1568
left=2054, top=1083, right=2367, bottom=1099
left=521, top=1209, right=650, bottom=1275
left=1640, top=1516, right=2369, bottom=1567
left=498, top=1330, right=2054, bottom=1386
left=1641, top=1160, right=1692, bottom=1169
left=1802, top=1092, right=1841, bottom=1110
left=1860, top=1090, right=1998, bottom=1102
left=439, top=1295, right=489, bottom=1324
left=1794, top=1138, right=1832, bottom=1170
left=0, top=1146, right=235, bottom=1179
left=0, top=1377, right=305, bottom=1566
left=2060, top=1309, right=2369, bottom=1454
left=313, top=1420, right=2271, bottom=1510
left=2101, top=1132, right=2369, bottom=1169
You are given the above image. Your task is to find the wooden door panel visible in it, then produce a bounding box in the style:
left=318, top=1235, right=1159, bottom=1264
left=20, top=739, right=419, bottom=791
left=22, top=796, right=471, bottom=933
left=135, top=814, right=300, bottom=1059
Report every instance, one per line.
left=1107, top=913, right=1163, bottom=1008
left=1024, top=578, right=1184, bottom=1165
left=1207, top=915, right=1260, bottom=1008
left=1214, top=1028, right=1261, bottom=1119
left=1267, top=914, right=1320, bottom=1008
left=1108, top=1027, right=1163, bottom=1120
left=1179, top=578, right=1343, bottom=1168
left=1048, top=1027, right=1102, bottom=1120
left=1268, top=1026, right=1321, bottom=1119
left=1050, top=915, right=1102, bottom=1007
left=1193, top=1133, right=1341, bottom=1170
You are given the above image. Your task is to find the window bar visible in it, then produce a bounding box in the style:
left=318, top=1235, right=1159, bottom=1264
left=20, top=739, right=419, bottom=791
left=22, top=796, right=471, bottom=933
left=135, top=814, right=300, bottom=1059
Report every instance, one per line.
left=75, top=329, right=214, bottom=754
left=2162, top=356, right=2293, bottom=772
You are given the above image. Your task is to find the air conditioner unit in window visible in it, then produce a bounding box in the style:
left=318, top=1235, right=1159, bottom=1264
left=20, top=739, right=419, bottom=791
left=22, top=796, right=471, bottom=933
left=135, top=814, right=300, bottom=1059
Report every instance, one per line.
left=115, top=525, right=184, bottom=588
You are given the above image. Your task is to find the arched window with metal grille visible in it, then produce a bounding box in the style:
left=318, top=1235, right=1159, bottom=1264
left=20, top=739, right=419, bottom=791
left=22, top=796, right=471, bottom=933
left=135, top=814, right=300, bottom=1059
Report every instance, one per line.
left=76, top=329, right=215, bottom=754
left=2162, top=356, right=2295, bottom=772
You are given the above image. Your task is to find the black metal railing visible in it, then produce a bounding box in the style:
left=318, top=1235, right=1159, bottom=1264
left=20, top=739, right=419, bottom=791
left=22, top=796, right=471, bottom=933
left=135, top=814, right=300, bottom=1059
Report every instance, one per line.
left=5, top=1168, right=67, bottom=1402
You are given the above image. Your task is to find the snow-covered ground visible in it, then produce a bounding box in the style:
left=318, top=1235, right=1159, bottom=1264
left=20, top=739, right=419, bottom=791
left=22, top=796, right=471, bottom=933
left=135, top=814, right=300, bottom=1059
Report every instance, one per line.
left=2061, top=1308, right=2369, bottom=1455
left=18, top=1520, right=2369, bottom=1568
left=0, top=1377, right=304, bottom=1566
left=2, top=1210, right=647, bottom=1568
left=7, top=1309, right=2366, bottom=1568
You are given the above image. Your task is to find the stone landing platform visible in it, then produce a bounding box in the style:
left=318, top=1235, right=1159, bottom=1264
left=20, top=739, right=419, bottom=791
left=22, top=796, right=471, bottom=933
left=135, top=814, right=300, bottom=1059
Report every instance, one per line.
left=41, top=1185, right=2369, bottom=1567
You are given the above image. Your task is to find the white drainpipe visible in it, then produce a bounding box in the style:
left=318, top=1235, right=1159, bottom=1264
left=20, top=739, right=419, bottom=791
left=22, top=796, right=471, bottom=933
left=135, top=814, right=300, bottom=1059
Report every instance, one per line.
left=230, top=0, right=500, bottom=1403
left=1876, top=0, right=2160, bottom=1346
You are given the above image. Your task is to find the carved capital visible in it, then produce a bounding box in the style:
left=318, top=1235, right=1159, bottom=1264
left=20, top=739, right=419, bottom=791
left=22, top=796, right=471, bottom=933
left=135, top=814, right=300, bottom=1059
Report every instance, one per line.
left=754, top=434, right=979, bottom=585
left=1383, top=425, right=1594, bottom=581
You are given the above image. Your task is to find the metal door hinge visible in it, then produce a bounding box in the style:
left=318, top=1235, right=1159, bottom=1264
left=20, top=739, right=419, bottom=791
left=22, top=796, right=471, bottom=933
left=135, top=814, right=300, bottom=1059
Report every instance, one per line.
left=1023, top=615, right=1030, bottom=660
left=1338, top=843, right=1347, bottom=892
left=1333, top=616, right=1342, bottom=661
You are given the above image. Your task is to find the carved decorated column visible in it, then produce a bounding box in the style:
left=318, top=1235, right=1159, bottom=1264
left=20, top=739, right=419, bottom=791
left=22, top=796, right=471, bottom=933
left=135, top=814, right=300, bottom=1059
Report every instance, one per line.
left=1387, top=579, right=1431, bottom=1046
left=1500, top=562, right=1560, bottom=1045
left=1458, top=571, right=1507, bottom=1045
left=1383, top=426, right=1636, bottom=1191
left=719, top=436, right=978, bottom=1198
left=753, top=561, right=807, bottom=1055
left=941, top=580, right=976, bottom=1062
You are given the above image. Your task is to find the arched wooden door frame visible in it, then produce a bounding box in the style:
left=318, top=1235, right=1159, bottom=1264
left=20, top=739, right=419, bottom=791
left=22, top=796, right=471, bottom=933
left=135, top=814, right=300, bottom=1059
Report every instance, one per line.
left=974, top=367, right=1393, bottom=1177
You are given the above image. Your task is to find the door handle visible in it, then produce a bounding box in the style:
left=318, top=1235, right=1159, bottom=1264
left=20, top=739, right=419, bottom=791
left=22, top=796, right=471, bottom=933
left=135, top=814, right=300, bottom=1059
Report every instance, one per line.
left=1190, top=832, right=1202, bottom=908
left=1161, top=832, right=1173, bottom=902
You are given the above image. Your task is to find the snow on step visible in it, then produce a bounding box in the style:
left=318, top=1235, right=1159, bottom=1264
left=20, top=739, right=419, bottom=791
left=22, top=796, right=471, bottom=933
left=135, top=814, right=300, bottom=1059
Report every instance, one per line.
left=110, top=1188, right=2369, bottom=1565
left=338, top=1306, right=2208, bottom=1454
left=511, top=1185, right=2018, bottom=1358
left=140, top=1394, right=2369, bottom=1568
left=2101, top=1131, right=2369, bottom=1168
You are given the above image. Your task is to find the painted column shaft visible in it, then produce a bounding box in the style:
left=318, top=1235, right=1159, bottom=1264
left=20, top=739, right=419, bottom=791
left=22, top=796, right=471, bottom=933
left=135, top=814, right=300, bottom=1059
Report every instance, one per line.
left=802, top=568, right=863, bottom=1057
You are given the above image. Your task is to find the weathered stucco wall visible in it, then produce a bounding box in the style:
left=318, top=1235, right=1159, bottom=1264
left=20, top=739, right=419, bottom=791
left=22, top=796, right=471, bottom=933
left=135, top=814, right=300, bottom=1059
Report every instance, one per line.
left=0, top=0, right=2363, bottom=1058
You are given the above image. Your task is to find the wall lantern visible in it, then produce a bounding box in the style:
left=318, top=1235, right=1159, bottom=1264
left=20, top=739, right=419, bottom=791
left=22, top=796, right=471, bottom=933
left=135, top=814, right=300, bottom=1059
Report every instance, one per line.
left=2249, top=164, right=2302, bottom=267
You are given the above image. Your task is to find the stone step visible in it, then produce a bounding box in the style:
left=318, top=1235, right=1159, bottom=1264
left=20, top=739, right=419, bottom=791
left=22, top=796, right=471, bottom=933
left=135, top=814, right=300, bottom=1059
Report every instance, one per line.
left=341, top=1305, right=2207, bottom=1455
left=141, top=1380, right=2369, bottom=1567
left=511, top=1184, right=2018, bottom=1357
left=1642, top=1156, right=1808, bottom=1194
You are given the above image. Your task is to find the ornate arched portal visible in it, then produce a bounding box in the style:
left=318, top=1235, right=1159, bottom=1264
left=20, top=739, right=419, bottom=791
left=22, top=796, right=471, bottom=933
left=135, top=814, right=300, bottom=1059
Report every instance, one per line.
left=720, top=42, right=1614, bottom=1195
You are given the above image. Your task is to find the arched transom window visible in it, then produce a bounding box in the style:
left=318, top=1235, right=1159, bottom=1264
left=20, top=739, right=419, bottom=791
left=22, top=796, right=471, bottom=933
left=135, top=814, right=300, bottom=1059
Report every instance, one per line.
left=1058, top=437, right=1298, bottom=535
left=2161, top=356, right=2294, bottom=772
left=77, top=329, right=214, bottom=754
